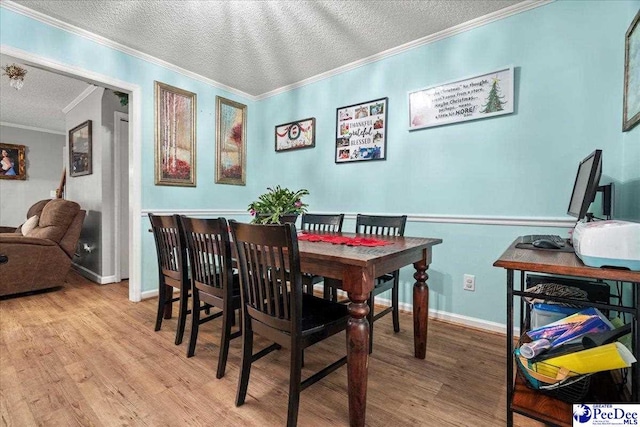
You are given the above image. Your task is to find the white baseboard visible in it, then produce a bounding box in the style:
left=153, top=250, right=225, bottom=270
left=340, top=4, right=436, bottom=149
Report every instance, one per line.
left=141, top=289, right=159, bottom=300
left=72, top=263, right=118, bottom=285
left=313, top=284, right=510, bottom=335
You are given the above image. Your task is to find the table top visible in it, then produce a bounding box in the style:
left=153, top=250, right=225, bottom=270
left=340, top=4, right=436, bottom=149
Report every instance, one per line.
left=494, top=238, right=640, bottom=282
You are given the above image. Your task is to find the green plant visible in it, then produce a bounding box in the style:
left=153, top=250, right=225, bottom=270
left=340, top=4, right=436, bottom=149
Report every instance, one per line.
left=248, top=185, right=309, bottom=224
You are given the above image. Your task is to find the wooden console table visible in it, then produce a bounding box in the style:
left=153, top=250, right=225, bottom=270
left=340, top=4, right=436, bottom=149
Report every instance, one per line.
left=494, top=239, right=640, bottom=426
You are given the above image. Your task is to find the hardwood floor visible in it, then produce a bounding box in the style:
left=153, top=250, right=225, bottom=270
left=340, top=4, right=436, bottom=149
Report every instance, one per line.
left=1, top=272, right=542, bottom=426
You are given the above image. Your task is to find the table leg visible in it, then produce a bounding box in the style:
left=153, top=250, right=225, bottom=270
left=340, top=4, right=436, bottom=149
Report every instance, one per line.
left=413, top=257, right=430, bottom=359
left=346, top=291, right=369, bottom=427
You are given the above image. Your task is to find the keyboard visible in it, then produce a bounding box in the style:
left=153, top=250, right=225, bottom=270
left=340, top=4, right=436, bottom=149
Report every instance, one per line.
left=520, top=234, right=566, bottom=247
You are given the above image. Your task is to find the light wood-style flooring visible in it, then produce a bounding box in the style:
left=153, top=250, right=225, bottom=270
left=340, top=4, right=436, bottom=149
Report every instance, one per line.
left=1, top=272, right=542, bottom=426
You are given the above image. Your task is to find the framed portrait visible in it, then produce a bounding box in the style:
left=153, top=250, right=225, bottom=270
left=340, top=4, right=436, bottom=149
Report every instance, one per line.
left=69, top=120, right=92, bottom=177
left=216, top=96, right=247, bottom=185
left=275, top=117, right=315, bottom=152
left=623, top=10, right=640, bottom=132
left=0, top=143, right=26, bottom=180
left=335, top=97, right=388, bottom=163
left=154, top=81, right=197, bottom=186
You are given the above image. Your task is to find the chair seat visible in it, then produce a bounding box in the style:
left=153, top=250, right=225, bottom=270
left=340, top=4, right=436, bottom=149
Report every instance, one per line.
left=301, top=294, right=349, bottom=336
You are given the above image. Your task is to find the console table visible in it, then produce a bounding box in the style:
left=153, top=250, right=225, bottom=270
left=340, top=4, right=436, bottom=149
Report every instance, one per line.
left=494, top=239, right=640, bottom=426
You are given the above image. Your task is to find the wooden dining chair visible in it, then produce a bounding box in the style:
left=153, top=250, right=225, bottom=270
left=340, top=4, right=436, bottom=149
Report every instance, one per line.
left=179, top=216, right=241, bottom=379
left=230, top=220, right=349, bottom=427
left=324, top=214, right=408, bottom=353
left=148, top=213, right=189, bottom=346
left=357, top=214, right=407, bottom=353
left=300, top=213, right=344, bottom=297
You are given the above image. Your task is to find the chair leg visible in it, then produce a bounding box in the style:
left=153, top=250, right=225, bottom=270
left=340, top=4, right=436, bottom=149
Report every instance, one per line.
left=368, top=293, right=375, bottom=354
left=236, top=326, right=253, bottom=406
left=392, top=280, right=400, bottom=333
left=175, top=286, right=189, bottom=345
left=155, top=283, right=168, bottom=331
left=287, top=344, right=303, bottom=427
left=217, top=306, right=234, bottom=379
left=163, top=285, right=173, bottom=319
left=186, top=289, right=200, bottom=357
left=323, top=283, right=331, bottom=300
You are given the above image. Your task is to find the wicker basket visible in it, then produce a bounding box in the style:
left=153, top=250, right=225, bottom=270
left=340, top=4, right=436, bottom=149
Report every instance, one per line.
left=515, top=340, right=591, bottom=403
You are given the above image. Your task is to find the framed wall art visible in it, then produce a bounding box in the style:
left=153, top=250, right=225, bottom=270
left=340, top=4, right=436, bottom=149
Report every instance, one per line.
left=335, top=97, right=388, bottom=163
left=0, top=142, right=26, bottom=180
left=408, top=66, right=514, bottom=130
left=216, top=96, right=247, bottom=185
left=154, top=81, right=197, bottom=186
left=623, top=10, right=640, bottom=132
left=69, top=120, right=92, bottom=177
left=275, top=117, right=315, bottom=152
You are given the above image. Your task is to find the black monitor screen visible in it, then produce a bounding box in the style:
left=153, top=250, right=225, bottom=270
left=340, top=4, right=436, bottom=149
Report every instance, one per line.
left=567, top=149, right=602, bottom=220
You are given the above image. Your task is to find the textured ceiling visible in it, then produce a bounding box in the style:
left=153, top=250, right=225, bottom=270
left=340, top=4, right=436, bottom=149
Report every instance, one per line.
left=12, top=0, right=522, bottom=97
left=0, top=54, right=91, bottom=133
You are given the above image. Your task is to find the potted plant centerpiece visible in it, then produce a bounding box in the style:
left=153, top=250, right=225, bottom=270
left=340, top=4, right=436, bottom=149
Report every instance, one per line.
left=248, top=185, right=309, bottom=224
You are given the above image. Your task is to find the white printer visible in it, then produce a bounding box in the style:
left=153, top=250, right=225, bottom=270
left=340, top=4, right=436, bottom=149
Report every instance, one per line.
left=572, top=220, right=640, bottom=271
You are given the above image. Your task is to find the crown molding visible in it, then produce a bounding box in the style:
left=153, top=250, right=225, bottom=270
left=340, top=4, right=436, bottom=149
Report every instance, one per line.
left=0, top=121, right=65, bottom=135
left=255, top=0, right=553, bottom=100
left=0, top=0, right=254, bottom=101
left=61, top=85, right=99, bottom=113
left=1, top=0, right=553, bottom=102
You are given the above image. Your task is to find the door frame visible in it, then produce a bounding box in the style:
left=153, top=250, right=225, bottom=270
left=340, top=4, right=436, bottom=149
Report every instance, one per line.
left=0, top=45, right=144, bottom=302
left=114, top=111, right=129, bottom=283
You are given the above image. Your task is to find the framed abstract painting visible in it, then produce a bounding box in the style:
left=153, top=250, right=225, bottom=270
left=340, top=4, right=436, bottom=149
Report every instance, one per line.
left=154, top=81, right=197, bottom=186
left=216, top=96, right=247, bottom=185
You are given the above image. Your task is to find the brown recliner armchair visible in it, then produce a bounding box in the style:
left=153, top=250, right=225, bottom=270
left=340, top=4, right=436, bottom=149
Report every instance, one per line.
left=0, top=199, right=86, bottom=297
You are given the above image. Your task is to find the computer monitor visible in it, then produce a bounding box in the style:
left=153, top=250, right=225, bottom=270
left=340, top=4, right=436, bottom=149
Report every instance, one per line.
left=567, top=149, right=602, bottom=220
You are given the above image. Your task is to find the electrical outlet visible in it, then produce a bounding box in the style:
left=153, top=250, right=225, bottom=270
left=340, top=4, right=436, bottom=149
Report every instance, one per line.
left=463, top=274, right=475, bottom=291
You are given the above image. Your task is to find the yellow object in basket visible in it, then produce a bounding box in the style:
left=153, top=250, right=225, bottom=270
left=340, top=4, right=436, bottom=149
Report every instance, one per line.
left=534, top=342, right=636, bottom=375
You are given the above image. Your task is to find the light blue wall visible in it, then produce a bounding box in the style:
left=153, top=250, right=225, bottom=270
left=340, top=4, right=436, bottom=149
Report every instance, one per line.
left=1, top=1, right=637, bottom=326
left=254, top=0, right=639, bottom=325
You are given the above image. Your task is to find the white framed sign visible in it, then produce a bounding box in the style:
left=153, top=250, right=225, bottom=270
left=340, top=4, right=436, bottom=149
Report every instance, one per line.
left=335, top=97, right=388, bottom=163
left=408, top=66, right=514, bottom=130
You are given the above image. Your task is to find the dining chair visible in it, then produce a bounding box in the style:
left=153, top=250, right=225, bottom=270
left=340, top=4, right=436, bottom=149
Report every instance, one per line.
left=179, top=216, right=241, bottom=379
left=324, top=214, right=408, bottom=353
left=300, top=213, right=344, bottom=297
left=229, top=220, right=349, bottom=427
left=357, top=214, right=407, bottom=353
left=148, top=213, right=189, bottom=346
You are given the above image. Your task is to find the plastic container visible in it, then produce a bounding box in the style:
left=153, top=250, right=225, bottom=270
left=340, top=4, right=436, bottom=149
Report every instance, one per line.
left=530, top=303, right=581, bottom=329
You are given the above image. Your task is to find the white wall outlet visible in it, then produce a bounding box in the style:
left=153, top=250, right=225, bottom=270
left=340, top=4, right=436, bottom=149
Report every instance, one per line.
left=49, top=190, right=57, bottom=198
left=463, top=274, right=475, bottom=291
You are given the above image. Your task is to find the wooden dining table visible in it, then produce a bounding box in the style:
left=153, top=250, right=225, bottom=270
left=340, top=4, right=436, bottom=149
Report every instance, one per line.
left=296, top=232, right=442, bottom=427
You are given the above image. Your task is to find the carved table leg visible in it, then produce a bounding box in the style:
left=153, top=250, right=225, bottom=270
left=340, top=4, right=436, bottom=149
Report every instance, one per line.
left=413, top=256, right=430, bottom=359
left=346, top=292, right=369, bottom=427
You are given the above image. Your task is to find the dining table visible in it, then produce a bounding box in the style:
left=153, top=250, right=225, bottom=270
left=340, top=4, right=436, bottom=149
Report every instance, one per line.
left=296, top=231, right=443, bottom=427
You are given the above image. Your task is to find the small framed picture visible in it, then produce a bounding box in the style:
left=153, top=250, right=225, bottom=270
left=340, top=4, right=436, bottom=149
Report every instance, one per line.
left=335, top=97, right=388, bottom=163
left=275, top=117, right=315, bottom=152
left=216, top=96, right=247, bottom=186
left=0, top=142, right=26, bottom=180
left=69, top=120, right=92, bottom=177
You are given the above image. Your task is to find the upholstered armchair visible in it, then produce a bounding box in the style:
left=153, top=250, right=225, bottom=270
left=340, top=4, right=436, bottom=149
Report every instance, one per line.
left=0, top=199, right=86, bottom=297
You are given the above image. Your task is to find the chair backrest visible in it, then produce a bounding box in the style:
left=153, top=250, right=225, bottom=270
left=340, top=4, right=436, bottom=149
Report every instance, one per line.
left=301, top=213, right=344, bottom=232
left=179, top=216, right=233, bottom=300
left=230, top=220, right=302, bottom=334
left=148, top=213, right=187, bottom=287
left=355, top=214, right=407, bottom=236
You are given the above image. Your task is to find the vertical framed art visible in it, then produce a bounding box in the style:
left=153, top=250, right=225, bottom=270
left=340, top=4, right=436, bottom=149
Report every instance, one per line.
left=275, top=117, right=315, bottom=152
left=623, top=10, right=640, bottom=132
left=0, top=142, right=26, bottom=180
left=335, top=97, right=388, bottom=163
left=216, top=96, right=247, bottom=185
left=69, top=120, right=92, bottom=177
left=154, top=81, right=197, bottom=186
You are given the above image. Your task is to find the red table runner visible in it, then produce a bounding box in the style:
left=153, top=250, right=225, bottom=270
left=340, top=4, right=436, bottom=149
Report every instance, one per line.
left=297, top=232, right=392, bottom=247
